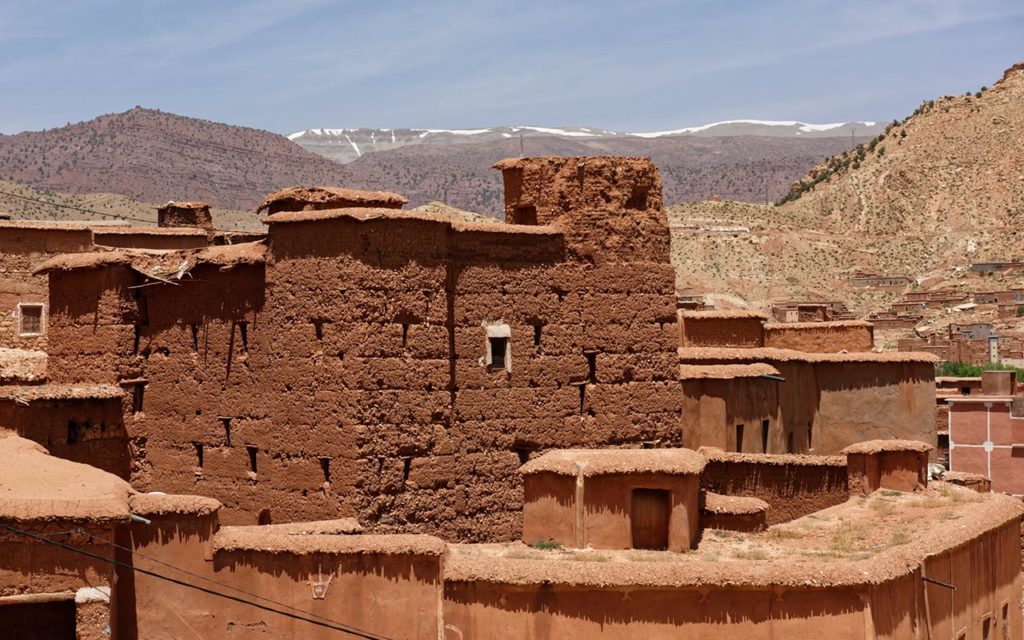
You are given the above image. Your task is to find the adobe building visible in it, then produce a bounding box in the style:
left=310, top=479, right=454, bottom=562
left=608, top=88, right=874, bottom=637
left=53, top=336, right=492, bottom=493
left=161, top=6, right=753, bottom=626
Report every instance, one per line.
left=946, top=370, right=1024, bottom=495
left=520, top=448, right=704, bottom=551
left=0, top=212, right=263, bottom=352
left=34, top=156, right=682, bottom=536
left=679, top=312, right=937, bottom=455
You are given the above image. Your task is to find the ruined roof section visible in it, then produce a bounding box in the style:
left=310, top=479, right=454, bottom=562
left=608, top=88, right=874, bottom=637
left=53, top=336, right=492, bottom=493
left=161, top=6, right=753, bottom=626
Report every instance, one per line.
left=264, top=206, right=562, bottom=235
left=0, top=432, right=131, bottom=522
left=0, top=220, right=120, bottom=231
left=678, top=346, right=940, bottom=364
left=32, top=250, right=135, bottom=274
left=256, top=186, right=407, bottom=214
left=841, top=439, right=934, bottom=454
left=0, top=384, right=122, bottom=403
left=212, top=530, right=446, bottom=556
left=33, top=242, right=267, bottom=277
left=679, top=310, right=769, bottom=320
left=678, top=363, right=780, bottom=380
left=0, top=348, right=47, bottom=384
left=703, top=492, right=770, bottom=515
left=698, top=447, right=847, bottom=467
left=128, top=492, right=222, bottom=517
left=520, top=448, right=706, bottom=477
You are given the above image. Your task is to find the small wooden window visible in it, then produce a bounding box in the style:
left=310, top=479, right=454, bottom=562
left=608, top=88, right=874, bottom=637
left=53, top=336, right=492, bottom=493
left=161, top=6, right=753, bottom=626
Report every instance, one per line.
left=484, top=323, right=512, bottom=371
left=18, top=303, right=43, bottom=336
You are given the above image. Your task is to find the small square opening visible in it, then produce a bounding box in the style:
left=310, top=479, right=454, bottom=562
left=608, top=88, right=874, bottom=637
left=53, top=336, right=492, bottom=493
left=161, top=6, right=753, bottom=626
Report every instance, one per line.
left=18, top=303, right=43, bottom=336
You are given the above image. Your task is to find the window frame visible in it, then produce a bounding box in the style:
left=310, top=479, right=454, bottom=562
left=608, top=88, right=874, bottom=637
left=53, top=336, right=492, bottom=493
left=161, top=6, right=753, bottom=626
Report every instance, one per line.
left=16, top=302, right=45, bottom=337
left=483, top=322, right=512, bottom=372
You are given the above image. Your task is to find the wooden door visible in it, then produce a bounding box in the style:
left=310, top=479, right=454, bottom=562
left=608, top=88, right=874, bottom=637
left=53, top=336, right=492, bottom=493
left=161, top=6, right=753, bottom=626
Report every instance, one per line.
left=631, top=489, right=670, bottom=550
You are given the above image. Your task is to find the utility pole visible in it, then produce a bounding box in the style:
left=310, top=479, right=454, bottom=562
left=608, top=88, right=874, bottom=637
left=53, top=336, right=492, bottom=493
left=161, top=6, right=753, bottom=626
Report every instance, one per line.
left=851, top=126, right=855, bottom=152
left=519, top=131, right=524, bottom=157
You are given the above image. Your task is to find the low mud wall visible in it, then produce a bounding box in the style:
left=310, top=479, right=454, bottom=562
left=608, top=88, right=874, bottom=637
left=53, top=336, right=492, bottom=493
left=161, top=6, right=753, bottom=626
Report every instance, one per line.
left=699, top=451, right=848, bottom=525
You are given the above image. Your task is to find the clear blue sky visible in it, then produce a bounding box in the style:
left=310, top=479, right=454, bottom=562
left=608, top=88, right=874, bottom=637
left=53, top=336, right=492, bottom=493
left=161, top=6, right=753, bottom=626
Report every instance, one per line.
left=1, top=0, right=1021, bottom=135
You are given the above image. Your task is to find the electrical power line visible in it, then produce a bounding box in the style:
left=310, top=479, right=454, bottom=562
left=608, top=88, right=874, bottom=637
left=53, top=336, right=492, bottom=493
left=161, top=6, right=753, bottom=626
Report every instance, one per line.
left=0, top=188, right=155, bottom=224
left=0, top=523, right=390, bottom=639
left=74, top=527, right=358, bottom=633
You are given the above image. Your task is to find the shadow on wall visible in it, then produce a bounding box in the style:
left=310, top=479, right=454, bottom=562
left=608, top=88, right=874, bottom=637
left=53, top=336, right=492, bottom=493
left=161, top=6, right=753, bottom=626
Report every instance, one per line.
left=443, top=582, right=867, bottom=629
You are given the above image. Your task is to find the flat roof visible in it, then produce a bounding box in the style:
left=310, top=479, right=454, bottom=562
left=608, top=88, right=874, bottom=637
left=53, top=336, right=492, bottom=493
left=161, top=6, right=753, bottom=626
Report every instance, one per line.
left=213, top=528, right=446, bottom=556
left=678, top=363, right=781, bottom=380
left=0, top=432, right=131, bottom=522
left=445, top=486, right=1022, bottom=588
left=0, top=384, right=123, bottom=403
left=679, top=310, right=769, bottom=320
left=264, top=206, right=562, bottom=236
left=679, top=346, right=940, bottom=364
left=520, top=448, right=706, bottom=477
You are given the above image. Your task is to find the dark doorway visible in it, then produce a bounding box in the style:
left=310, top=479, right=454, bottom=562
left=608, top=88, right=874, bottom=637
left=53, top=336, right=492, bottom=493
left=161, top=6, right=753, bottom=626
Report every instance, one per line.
left=761, top=420, right=770, bottom=453
left=631, top=489, right=670, bottom=550
left=0, top=599, right=76, bottom=639
left=735, top=424, right=744, bottom=452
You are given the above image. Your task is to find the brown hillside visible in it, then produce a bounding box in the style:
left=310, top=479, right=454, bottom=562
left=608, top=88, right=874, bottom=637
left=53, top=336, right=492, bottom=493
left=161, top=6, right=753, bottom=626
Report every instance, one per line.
left=0, top=108, right=349, bottom=210
left=668, top=62, right=1024, bottom=343
left=0, top=180, right=259, bottom=232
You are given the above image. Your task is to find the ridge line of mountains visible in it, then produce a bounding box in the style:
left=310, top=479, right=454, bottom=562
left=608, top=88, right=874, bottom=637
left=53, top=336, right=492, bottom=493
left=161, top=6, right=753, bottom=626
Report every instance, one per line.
left=0, top=110, right=881, bottom=215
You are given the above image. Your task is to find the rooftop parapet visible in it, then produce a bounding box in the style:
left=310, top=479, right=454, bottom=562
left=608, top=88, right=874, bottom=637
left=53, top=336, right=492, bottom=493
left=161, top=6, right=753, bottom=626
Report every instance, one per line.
left=493, top=156, right=663, bottom=225
left=256, top=186, right=408, bottom=215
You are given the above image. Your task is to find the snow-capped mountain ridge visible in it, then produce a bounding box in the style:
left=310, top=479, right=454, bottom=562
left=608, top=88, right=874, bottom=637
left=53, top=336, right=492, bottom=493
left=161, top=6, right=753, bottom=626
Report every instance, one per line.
left=288, top=120, right=883, bottom=164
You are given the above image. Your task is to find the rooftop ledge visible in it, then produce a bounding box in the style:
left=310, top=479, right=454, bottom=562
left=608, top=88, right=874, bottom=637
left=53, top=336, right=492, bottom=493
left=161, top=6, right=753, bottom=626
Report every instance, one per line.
left=520, top=448, right=706, bottom=477
left=212, top=528, right=446, bottom=557
left=263, top=206, right=562, bottom=235
left=444, top=487, right=1023, bottom=588
left=678, top=346, right=940, bottom=364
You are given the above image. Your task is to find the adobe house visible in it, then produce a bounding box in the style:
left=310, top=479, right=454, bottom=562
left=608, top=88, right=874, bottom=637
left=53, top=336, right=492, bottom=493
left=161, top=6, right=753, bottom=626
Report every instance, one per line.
left=679, top=337, right=938, bottom=456
left=679, top=363, right=782, bottom=452
left=0, top=432, right=128, bottom=639
left=842, top=439, right=933, bottom=495
left=946, top=370, right=1024, bottom=495
left=519, top=449, right=705, bottom=551
left=34, top=156, right=682, bottom=536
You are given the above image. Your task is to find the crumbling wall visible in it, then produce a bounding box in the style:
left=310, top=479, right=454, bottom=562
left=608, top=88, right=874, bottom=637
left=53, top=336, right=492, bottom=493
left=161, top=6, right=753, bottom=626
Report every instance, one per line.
left=0, top=227, right=93, bottom=349
left=699, top=452, right=848, bottom=524
left=48, top=159, right=679, bottom=541
left=679, top=316, right=765, bottom=348
left=93, top=230, right=210, bottom=250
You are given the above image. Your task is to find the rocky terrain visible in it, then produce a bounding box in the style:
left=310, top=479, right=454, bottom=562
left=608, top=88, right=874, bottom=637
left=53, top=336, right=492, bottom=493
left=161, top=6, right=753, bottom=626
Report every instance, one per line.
left=669, top=61, right=1024, bottom=341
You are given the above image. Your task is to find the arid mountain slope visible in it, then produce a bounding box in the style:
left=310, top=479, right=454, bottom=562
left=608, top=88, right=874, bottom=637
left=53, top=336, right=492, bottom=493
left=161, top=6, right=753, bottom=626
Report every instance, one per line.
left=0, top=108, right=349, bottom=210
left=0, top=107, right=874, bottom=217
left=670, top=62, right=1024, bottom=323
left=0, top=180, right=259, bottom=231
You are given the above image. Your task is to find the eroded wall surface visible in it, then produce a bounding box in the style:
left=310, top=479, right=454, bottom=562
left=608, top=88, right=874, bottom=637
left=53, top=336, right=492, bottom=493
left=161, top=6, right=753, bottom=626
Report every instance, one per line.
left=44, top=158, right=683, bottom=540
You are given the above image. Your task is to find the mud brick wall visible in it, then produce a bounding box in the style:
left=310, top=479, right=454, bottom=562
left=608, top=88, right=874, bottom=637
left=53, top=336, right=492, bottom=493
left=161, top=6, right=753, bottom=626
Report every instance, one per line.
left=0, top=227, right=93, bottom=350
left=699, top=455, right=848, bottom=524
left=43, top=157, right=682, bottom=542
left=763, top=322, right=873, bottom=352
left=679, top=316, right=765, bottom=348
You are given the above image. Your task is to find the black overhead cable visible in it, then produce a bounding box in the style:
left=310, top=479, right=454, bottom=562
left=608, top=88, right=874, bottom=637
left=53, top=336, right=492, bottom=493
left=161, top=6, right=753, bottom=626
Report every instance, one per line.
left=74, top=527, right=348, bottom=631
left=0, top=523, right=390, bottom=640
left=0, top=188, right=155, bottom=224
